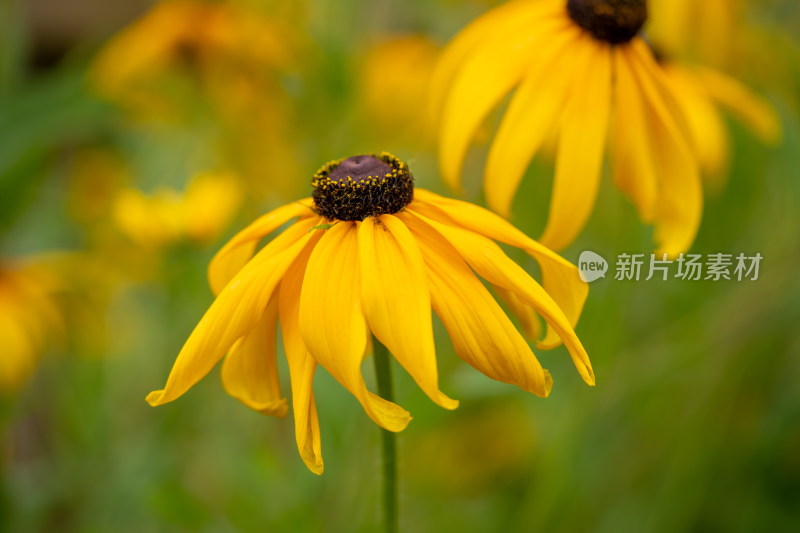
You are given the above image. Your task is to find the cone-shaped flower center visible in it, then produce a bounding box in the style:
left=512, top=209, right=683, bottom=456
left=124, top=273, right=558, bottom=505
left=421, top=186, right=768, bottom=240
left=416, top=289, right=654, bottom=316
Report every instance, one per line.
left=567, top=0, right=647, bottom=44
left=312, top=153, right=414, bottom=221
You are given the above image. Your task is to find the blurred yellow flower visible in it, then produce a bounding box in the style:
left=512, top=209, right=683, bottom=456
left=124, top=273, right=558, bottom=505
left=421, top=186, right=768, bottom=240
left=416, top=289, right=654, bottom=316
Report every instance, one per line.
left=359, top=35, right=440, bottom=145
left=146, top=153, right=593, bottom=474
left=0, top=259, right=63, bottom=394
left=91, top=0, right=305, bottom=200
left=113, top=171, right=243, bottom=248
left=91, top=0, right=296, bottom=118
left=432, top=0, right=702, bottom=255
left=659, top=59, right=782, bottom=190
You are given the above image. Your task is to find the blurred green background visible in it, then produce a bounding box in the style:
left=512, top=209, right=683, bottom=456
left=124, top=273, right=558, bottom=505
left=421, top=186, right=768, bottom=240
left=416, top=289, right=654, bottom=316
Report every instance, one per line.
left=1, top=0, right=799, bottom=531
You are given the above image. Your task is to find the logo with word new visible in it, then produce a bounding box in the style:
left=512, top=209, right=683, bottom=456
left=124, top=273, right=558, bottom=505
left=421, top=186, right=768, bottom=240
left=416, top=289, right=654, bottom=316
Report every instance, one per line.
left=578, top=251, right=608, bottom=283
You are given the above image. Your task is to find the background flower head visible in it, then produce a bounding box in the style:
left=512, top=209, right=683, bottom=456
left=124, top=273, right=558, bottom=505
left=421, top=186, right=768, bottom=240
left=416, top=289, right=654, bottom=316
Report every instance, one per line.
left=432, top=0, right=704, bottom=255
left=90, top=0, right=307, bottom=200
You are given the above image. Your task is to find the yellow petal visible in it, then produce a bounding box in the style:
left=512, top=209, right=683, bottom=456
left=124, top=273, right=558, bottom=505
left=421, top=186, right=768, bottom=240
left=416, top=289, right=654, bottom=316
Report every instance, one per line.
left=437, top=1, right=569, bottom=192
left=628, top=43, right=703, bottom=256
left=484, top=24, right=583, bottom=217
left=298, top=222, right=411, bottom=432
left=146, top=217, right=321, bottom=407
left=397, top=211, right=552, bottom=397
left=662, top=64, right=730, bottom=181
left=430, top=0, right=556, bottom=123
left=539, top=39, right=612, bottom=251
left=492, top=284, right=542, bottom=341
left=611, top=46, right=659, bottom=222
left=358, top=216, right=458, bottom=410
left=208, top=199, right=315, bottom=295
left=279, top=233, right=325, bottom=475
left=411, top=190, right=588, bottom=334
left=220, top=294, right=288, bottom=417
left=694, top=65, right=782, bottom=145
left=406, top=209, right=594, bottom=386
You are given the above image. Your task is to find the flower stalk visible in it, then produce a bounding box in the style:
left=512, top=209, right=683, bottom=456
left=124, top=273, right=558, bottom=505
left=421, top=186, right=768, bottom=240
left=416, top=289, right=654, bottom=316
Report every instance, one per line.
left=373, top=337, right=398, bottom=533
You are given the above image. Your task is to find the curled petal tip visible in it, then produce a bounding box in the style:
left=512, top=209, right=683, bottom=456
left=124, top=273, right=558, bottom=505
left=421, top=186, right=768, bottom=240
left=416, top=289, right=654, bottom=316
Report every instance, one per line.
left=303, top=457, right=324, bottom=476
left=437, top=394, right=460, bottom=411
left=145, top=390, right=166, bottom=406
left=387, top=414, right=413, bottom=433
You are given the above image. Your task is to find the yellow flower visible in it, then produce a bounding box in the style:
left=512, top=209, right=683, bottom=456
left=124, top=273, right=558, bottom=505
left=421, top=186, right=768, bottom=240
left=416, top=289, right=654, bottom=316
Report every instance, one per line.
left=658, top=58, right=781, bottom=190
left=146, top=153, right=594, bottom=474
left=112, top=171, right=243, bottom=248
left=91, top=0, right=296, bottom=118
left=0, top=259, right=63, bottom=394
left=432, top=0, right=702, bottom=255
left=91, top=0, right=306, bottom=200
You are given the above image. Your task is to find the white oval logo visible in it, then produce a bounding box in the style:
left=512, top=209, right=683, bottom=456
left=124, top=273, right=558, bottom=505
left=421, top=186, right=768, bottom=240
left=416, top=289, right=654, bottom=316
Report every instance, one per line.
left=578, top=251, right=608, bottom=283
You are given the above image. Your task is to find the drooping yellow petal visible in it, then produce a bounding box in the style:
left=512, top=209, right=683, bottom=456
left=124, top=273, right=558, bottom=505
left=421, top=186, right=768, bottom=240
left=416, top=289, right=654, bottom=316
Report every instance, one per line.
left=662, top=64, right=730, bottom=181
left=298, top=222, right=411, bottom=433
left=492, top=284, right=542, bottom=341
left=279, top=234, right=325, bottom=475
left=358, top=216, right=458, bottom=411
left=694, top=66, right=782, bottom=145
left=397, top=211, right=552, bottom=397
left=208, top=199, right=315, bottom=295
left=438, top=1, right=569, bottom=192
left=146, top=217, right=321, bottom=407
left=484, top=24, right=583, bottom=217
left=410, top=190, right=588, bottom=334
left=628, top=43, right=703, bottom=257
left=611, top=46, right=659, bottom=222
left=220, top=295, right=288, bottom=418
left=406, top=209, right=593, bottom=386
left=539, top=39, right=612, bottom=251
left=430, top=0, right=553, bottom=122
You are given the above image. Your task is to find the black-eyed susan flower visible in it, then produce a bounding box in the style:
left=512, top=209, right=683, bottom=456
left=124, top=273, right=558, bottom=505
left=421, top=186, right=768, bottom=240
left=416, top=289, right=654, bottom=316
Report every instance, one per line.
left=91, top=0, right=305, bottom=199
left=90, top=0, right=298, bottom=118
left=146, top=153, right=594, bottom=474
left=432, top=0, right=702, bottom=255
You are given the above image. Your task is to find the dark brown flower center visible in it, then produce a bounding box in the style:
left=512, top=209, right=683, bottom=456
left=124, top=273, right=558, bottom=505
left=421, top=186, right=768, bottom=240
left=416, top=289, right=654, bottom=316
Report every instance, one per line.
left=567, top=0, right=647, bottom=44
left=312, top=153, right=414, bottom=221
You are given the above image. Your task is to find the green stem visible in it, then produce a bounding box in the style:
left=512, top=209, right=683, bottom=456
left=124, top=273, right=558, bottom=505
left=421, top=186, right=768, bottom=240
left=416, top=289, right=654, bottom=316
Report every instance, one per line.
left=372, top=337, right=398, bottom=533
